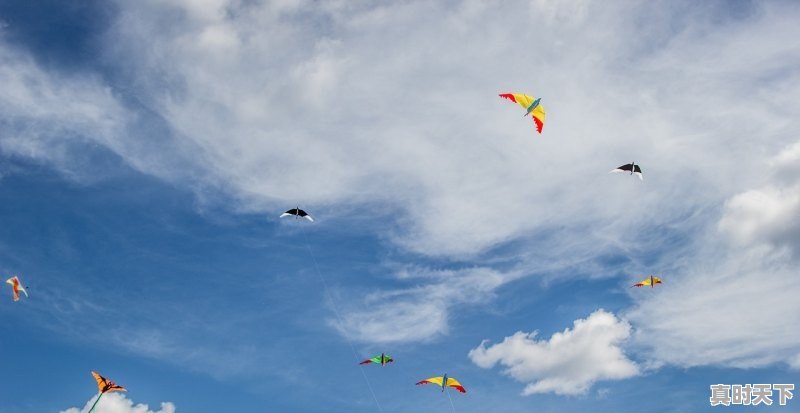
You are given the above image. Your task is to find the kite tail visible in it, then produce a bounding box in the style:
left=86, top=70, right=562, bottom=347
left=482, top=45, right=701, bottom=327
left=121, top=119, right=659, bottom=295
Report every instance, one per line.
left=86, top=393, right=103, bottom=413
left=299, top=226, right=384, bottom=413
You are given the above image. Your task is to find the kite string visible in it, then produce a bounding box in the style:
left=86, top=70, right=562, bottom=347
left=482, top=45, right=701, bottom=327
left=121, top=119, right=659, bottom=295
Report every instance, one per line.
left=86, top=393, right=102, bottom=413
left=446, top=387, right=457, bottom=413
left=299, top=225, right=384, bottom=413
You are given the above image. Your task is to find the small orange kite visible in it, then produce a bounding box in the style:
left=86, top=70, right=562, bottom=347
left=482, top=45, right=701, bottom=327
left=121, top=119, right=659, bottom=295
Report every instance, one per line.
left=88, top=371, right=126, bottom=413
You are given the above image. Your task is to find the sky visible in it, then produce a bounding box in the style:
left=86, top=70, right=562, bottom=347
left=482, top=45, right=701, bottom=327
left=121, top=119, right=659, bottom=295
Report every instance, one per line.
left=1, top=0, right=799, bottom=412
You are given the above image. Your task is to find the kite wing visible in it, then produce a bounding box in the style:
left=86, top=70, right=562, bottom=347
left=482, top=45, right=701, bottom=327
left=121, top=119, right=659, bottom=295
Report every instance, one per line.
left=499, top=93, right=546, bottom=133
left=610, top=164, right=643, bottom=180
left=6, top=276, right=27, bottom=301
left=632, top=276, right=662, bottom=288
left=446, top=377, right=467, bottom=393
left=280, top=208, right=314, bottom=222
left=360, top=356, right=380, bottom=365
left=360, top=354, right=394, bottom=365
left=92, top=371, right=126, bottom=394
left=416, top=377, right=444, bottom=387
left=610, top=164, right=634, bottom=173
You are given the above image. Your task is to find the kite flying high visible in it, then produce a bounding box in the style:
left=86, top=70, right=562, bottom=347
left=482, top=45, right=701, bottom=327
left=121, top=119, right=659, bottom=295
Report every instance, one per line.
left=5, top=276, right=28, bottom=302
left=359, top=353, right=393, bottom=366
left=280, top=208, right=314, bottom=222
left=632, top=275, right=662, bottom=288
left=610, top=162, right=643, bottom=180
left=416, top=373, right=466, bottom=393
left=499, top=93, right=546, bottom=133
left=88, top=371, right=126, bottom=413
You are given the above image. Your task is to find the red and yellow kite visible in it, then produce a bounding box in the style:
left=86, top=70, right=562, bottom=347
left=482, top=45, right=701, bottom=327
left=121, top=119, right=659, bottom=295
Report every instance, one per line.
left=632, top=275, right=662, bottom=288
left=416, top=374, right=466, bottom=393
left=499, top=93, right=546, bottom=133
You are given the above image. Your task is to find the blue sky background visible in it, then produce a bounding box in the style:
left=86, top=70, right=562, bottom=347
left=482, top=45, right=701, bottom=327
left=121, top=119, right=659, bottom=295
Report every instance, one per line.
left=1, top=1, right=799, bottom=412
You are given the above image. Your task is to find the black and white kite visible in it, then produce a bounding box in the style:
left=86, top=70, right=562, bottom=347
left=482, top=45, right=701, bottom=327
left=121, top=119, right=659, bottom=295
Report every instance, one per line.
left=609, top=162, right=643, bottom=180
left=280, top=208, right=314, bottom=222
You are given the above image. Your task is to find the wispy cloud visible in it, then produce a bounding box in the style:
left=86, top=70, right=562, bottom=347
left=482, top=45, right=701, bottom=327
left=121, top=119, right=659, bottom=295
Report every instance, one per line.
left=335, top=265, right=521, bottom=343
left=628, top=140, right=800, bottom=369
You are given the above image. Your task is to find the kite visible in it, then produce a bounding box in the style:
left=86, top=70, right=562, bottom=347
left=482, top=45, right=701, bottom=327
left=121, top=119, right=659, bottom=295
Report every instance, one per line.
left=87, top=371, right=126, bottom=413
left=610, top=162, right=643, bottom=180
left=499, top=93, right=546, bottom=133
left=632, top=275, right=662, bottom=288
left=416, top=373, right=466, bottom=393
left=280, top=208, right=314, bottom=222
left=5, top=276, right=28, bottom=302
left=359, top=353, right=394, bottom=366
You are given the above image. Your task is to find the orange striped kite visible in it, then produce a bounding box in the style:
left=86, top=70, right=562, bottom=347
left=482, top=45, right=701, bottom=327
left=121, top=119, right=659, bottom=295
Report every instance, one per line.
left=5, top=276, right=28, bottom=302
left=499, top=93, right=546, bottom=133
left=632, top=275, right=662, bottom=288
left=88, top=371, right=126, bottom=413
left=416, top=373, right=466, bottom=393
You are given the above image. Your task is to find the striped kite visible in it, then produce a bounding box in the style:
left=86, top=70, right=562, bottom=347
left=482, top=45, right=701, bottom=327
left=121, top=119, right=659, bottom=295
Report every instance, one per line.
left=88, top=371, right=126, bottom=413
left=632, top=275, right=662, bottom=288
left=499, top=93, right=546, bottom=133
left=5, top=276, right=28, bottom=302
left=280, top=207, right=314, bottom=222
left=360, top=353, right=393, bottom=366
left=416, top=373, right=466, bottom=393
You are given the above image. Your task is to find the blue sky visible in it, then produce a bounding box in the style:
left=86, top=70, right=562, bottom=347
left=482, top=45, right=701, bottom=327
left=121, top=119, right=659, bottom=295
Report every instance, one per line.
left=1, top=1, right=799, bottom=412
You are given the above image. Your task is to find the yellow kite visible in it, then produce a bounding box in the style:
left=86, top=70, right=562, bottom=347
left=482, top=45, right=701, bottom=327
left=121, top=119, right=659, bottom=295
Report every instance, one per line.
left=632, top=275, right=662, bottom=288
left=416, top=373, right=466, bottom=393
left=499, top=93, right=546, bottom=133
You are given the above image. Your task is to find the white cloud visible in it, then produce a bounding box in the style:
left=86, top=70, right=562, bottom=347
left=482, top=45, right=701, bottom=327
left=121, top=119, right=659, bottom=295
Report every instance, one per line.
left=2, top=0, right=800, bottom=371
left=719, top=186, right=800, bottom=253
left=61, top=393, right=175, bottom=413
left=336, top=266, right=521, bottom=343
left=790, top=354, right=800, bottom=370
left=0, top=40, right=128, bottom=181
left=469, top=310, right=638, bottom=395
left=628, top=140, right=800, bottom=369
left=719, top=141, right=800, bottom=256
left=5, top=0, right=798, bottom=259
left=87, top=0, right=797, bottom=257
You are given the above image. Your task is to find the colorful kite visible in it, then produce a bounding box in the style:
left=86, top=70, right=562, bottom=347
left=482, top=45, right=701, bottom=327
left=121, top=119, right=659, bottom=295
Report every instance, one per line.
left=499, top=93, right=546, bottom=133
left=632, top=275, right=662, bottom=288
left=280, top=208, right=314, bottom=222
left=359, top=353, right=393, bottom=366
left=416, top=374, right=466, bottom=393
left=5, top=276, right=28, bottom=302
left=88, top=371, right=126, bottom=413
left=610, top=162, right=643, bottom=180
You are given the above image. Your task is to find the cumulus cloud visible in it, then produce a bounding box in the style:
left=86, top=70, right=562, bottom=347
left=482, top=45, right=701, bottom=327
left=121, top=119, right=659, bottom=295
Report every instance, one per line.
left=61, top=393, right=175, bottom=413
left=469, top=310, right=638, bottom=395
left=719, top=141, right=800, bottom=257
